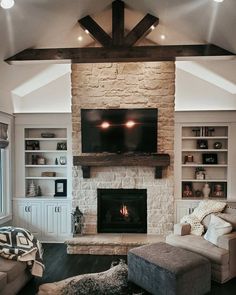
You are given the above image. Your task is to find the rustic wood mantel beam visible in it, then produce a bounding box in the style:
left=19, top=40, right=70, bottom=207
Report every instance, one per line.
left=112, top=0, right=125, bottom=46
left=78, top=15, right=112, bottom=47
left=5, top=44, right=234, bottom=64
left=124, top=13, right=159, bottom=47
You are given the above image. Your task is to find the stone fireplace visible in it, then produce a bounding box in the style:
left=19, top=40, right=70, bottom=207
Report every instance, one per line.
left=97, top=189, right=147, bottom=233
left=71, top=62, right=175, bottom=236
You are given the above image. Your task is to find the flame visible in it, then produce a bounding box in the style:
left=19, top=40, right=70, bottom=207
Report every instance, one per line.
left=120, top=204, right=129, bottom=217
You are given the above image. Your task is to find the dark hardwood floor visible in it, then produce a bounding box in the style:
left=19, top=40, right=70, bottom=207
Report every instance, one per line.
left=19, top=243, right=236, bottom=295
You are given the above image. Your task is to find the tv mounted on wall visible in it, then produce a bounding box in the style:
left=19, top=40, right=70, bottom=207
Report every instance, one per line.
left=81, top=108, right=158, bottom=153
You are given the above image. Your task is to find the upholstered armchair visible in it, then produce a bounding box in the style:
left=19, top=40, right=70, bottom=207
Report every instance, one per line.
left=166, top=205, right=236, bottom=283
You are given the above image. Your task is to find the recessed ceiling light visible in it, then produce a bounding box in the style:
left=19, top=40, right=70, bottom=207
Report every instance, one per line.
left=85, top=29, right=89, bottom=34
left=150, top=25, right=155, bottom=31
left=0, top=0, right=15, bottom=9
left=160, top=34, right=166, bottom=40
left=77, top=36, right=83, bottom=41
left=213, top=0, right=224, bottom=2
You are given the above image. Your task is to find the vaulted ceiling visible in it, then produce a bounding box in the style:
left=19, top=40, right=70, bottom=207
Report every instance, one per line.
left=0, top=0, right=236, bottom=112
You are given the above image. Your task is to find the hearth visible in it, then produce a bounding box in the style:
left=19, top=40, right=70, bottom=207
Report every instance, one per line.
left=97, top=189, right=147, bottom=233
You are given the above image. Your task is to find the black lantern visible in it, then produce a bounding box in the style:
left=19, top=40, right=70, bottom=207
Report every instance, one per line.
left=71, top=206, right=84, bottom=236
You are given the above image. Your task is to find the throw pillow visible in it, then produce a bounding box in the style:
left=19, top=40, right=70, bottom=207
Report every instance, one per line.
left=217, top=213, right=236, bottom=230
left=204, top=214, right=232, bottom=246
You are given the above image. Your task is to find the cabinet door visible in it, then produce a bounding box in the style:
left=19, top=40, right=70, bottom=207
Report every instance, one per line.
left=176, top=201, right=200, bottom=223
left=13, top=201, right=29, bottom=230
left=43, top=202, right=58, bottom=241
left=27, top=201, right=42, bottom=239
left=57, top=203, right=71, bottom=241
left=176, top=204, right=190, bottom=223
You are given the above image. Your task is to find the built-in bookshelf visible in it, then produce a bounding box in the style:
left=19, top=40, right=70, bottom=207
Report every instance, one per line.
left=24, top=128, right=68, bottom=198
left=181, top=125, right=228, bottom=199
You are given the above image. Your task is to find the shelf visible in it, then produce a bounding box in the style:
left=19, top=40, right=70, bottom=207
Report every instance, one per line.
left=25, top=150, right=67, bottom=153
left=13, top=197, right=69, bottom=200
left=182, top=149, right=227, bottom=152
left=25, top=165, right=67, bottom=168
left=182, top=136, right=228, bottom=140
left=25, top=138, right=67, bottom=141
left=182, top=164, right=227, bottom=167
left=182, top=197, right=227, bottom=200
left=73, top=153, right=170, bottom=179
left=182, top=179, right=227, bottom=182
left=25, top=177, right=67, bottom=180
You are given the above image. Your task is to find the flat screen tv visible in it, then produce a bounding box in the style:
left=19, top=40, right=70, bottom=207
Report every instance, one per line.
left=81, top=108, right=158, bottom=153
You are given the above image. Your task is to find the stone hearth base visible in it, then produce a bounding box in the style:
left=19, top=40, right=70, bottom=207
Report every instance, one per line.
left=65, top=234, right=164, bottom=255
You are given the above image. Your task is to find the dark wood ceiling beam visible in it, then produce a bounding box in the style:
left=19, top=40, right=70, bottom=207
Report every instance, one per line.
left=112, top=0, right=125, bottom=46
left=78, top=16, right=112, bottom=47
left=124, top=14, right=159, bottom=47
left=5, top=44, right=234, bottom=64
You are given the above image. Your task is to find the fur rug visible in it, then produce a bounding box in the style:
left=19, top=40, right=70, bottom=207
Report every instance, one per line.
left=38, top=260, right=147, bottom=295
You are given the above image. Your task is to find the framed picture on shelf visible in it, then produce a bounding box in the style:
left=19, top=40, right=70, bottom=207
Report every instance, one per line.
left=25, top=140, right=40, bottom=150
left=211, top=182, right=226, bottom=198
left=54, top=179, right=67, bottom=197
left=202, top=153, right=218, bottom=165
left=182, top=182, right=194, bottom=198
left=197, top=139, right=208, bottom=149
left=57, top=142, right=67, bottom=150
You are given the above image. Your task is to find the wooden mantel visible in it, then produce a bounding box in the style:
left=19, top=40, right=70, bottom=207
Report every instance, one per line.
left=73, top=154, right=170, bottom=179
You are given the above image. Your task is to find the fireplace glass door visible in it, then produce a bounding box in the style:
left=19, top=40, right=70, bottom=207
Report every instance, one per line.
left=97, top=189, right=147, bottom=233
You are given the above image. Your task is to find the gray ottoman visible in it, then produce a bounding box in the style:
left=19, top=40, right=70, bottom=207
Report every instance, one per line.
left=128, top=242, right=211, bottom=295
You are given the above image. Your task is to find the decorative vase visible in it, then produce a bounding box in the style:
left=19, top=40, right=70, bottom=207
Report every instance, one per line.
left=195, top=171, right=205, bottom=180
left=202, top=183, right=211, bottom=199
left=59, top=156, right=67, bottom=165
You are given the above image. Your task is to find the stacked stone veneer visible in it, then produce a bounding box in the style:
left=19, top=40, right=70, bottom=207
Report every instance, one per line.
left=71, top=62, right=175, bottom=236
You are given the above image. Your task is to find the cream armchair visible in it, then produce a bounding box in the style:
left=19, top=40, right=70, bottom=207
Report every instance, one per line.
left=166, top=205, right=236, bottom=283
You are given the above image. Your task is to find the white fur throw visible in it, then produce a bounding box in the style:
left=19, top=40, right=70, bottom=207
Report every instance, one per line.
left=181, top=200, right=226, bottom=235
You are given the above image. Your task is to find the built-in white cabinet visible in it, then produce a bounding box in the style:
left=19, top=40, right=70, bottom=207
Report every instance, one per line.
left=175, top=200, right=200, bottom=223
left=43, top=200, right=71, bottom=242
left=13, top=200, right=42, bottom=239
left=13, top=114, right=72, bottom=242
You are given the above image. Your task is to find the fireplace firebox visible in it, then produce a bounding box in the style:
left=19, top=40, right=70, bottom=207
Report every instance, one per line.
left=97, top=189, right=147, bottom=233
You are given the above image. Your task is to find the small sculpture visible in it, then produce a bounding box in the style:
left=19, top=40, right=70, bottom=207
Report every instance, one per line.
left=27, top=181, right=37, bottom=197
left=202, top=183, right=211, bottom=199
left=37, top=185, right=42, bottom=196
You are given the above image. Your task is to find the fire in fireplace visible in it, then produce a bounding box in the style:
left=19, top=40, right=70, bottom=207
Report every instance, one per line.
left=97, top=189, right=147, bottom=233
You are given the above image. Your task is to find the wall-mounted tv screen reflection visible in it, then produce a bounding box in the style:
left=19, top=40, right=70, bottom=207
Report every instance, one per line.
left=81, top=108, right=158, bottom=153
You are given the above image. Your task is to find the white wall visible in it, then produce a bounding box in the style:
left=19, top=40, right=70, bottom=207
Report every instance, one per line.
left=0, top=90, right=14, bottom=114
left=13, top=73, right=71, bottom=113
left=175, top=68, right=236, bottom=111
left=1, top=62, right=236, bottom=114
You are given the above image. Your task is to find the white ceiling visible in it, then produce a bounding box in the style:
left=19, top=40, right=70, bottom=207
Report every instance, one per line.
left=0, top=0, right=236, bottom=113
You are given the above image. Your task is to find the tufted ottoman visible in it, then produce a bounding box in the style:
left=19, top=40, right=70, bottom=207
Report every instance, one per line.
left=128, top=242, right=211, bottom=295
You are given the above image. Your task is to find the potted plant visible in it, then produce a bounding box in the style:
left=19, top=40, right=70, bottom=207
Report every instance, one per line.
left=195, top=167, right=206, bottom=180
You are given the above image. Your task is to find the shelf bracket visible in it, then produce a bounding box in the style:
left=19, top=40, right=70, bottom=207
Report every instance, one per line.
left=82, top=166, right=91, bottom=178
left=155, top=166, right=163, bottom=179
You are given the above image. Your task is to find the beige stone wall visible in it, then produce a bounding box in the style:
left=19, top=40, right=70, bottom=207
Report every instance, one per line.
left=71, top=62, right=175, bottom=235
